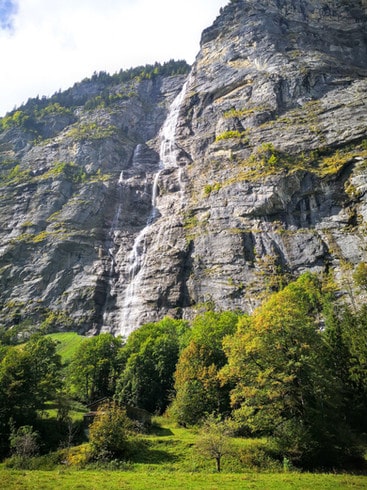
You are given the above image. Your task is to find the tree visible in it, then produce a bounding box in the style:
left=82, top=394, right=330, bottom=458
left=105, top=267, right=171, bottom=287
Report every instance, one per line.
left=195, top=415, right=233, bottom=472
left=88, top=401, right=132, bottom=460
left=9, top=424, right=40, bottom=460
left=0, top=334, right=62, bottom=457
left=324, top=302, right=367, bottom=434
left=68, top=333, right=123, bottom=403
left=116, top=317, right=189, bottom=414
left=0, top=335, right=61, bottom=421
left=170, top=311, right=239, bottom=425
left=221, top=274, right=353, bottom=468
left=24, top=335, right=62, bottom=408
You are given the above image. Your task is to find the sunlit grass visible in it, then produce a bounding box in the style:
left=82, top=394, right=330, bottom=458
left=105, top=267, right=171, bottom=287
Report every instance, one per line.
left=1, top=415, right=366, bottom=489
left=46, top=332, right=85, bottom=364
left=1, top=469, right=366, bottom=490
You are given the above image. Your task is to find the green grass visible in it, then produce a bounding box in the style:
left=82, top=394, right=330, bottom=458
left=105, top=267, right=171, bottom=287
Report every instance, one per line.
left=1, top=416, right=366, bottom=489
left=46, top=332, right=85, bottom=364
left=0, top=468, right=366, bottom=489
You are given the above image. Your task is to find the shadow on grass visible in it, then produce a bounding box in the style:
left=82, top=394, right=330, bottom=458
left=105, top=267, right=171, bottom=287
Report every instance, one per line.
left=129, top=440, right=178, bottom=464
left=149, top=425, right=174, bottom=437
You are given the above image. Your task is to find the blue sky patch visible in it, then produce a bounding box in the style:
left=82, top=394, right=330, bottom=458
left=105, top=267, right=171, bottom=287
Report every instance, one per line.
left=0, top=0, right=17, bottom=31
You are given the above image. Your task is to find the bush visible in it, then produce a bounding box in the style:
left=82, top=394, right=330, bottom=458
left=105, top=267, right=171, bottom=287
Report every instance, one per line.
left=9, top=425, right=39, bottom=459
left=353, top=262, right=367, bottom=290
left=88, top=402, right=132, bottom=460
left=238, top=440, right=282, bottom=472
left=4, top=450, right=64, bottom=470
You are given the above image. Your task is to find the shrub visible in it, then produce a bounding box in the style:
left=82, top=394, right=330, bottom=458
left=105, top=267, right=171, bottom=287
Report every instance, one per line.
left=353, top=262, right=367, bottom=290
left=239, top=441, right=281, bottom=472
left=215, top=130, right=248, bottom=143
left=88, top=402, right=132, bottom=460
left=1, top=111, right=30, bottom=131
left=204, top=182, right=222, bottom=196
left=7, top=425, right=40, bottom=468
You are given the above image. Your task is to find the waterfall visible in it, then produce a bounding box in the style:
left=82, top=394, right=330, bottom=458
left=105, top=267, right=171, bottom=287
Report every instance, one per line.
left=100, top=179, right=124, bottom=329
left=147, top=163, right=163, bottom=224
left=118, top=79, right=189, bottom=337
left=159, top=80, right=188, bottom=168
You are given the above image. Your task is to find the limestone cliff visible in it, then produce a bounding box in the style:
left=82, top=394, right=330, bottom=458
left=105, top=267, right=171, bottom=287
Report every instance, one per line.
left=1, top=0, right=367, bottom=336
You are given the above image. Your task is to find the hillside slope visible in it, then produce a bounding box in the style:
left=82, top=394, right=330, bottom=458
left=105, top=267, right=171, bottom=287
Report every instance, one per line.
left=1, top=0, right=367, bottom=336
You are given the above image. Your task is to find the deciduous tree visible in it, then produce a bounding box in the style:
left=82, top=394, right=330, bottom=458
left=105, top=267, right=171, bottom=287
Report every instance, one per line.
left=195, top=414, right=233, bottom=472
left=170, top=311, right=239, bottom=425
left=68, top=333, right=123, bottom=403
left=221, top=273, right=354, bottom=468
left=116, top=317, right=189, bottom=414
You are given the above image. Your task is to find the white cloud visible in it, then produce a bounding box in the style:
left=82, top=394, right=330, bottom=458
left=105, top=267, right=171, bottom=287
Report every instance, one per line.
left=0, top=0, right=228, bottom=115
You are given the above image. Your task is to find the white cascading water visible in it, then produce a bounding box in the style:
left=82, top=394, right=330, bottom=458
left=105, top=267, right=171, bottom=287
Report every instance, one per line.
left=118, top=79, right=189, bottom=337
left=100, top=161, right=126, bottom=331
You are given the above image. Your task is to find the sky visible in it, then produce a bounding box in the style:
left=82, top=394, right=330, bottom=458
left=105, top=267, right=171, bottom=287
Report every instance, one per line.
left=0, top=0, right=229, bottom=116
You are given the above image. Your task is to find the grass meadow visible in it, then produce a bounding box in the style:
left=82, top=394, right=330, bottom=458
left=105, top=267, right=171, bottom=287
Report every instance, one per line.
left=1, top=468, right=366, bottom=489
left=47, top=332, right=85, bottom=363
left=1, top=416, right=366, bottom=489
left=2, top=333, right=364, bottom=489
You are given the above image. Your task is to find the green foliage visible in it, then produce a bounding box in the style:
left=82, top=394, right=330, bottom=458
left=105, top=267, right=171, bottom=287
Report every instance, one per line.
left=216, top=134, right=367, bottom=188
left=238, top=439, right=281, bottom=472
left=1, top=468, right=366, bottom=489
left=195, top=415, right=233, bottom=472
left=294, top=141, right=367, bottom=177
left=0, top=110, right=31, bottom=131
left=116, top=317, right=189, bottom=414
left=68, top=333, right=123, bottom=403
left=254, top=253, right=291, bottom=293
left=317, top=149, right=355, bottom=176
left=46, top=332, right=85, bottom=365
left=221, top=273, right=362, bottom=469
left=183, top=210, right=199, bottom=230
left=39, top=309, right=74, bottom=332
left=3, top=60, right=189, bottom=124
left=0, top=286, right=366, bottom=473
left=324, top=303, right=367, bottom=435
left=170, top=311, right=240, bottom=426
left=38, top=161, right=109, bottom=184
left=215, top=130, right=248, bottom=143
left=35, top=102, right=72, bottom=118
left=0, top=335, right=62, bottom=457
left=4, top=164, right=30, bottom=183
left=67, top=122, right=117, bottom=141
left=4, top=449, right=64, bottom=470
left=0, top=160, right=91, bottom=186
left=0, top=335, right=62, bottom=419
left=204, top=182, right=222, bottom=196
left=250, top=142, right=280, bottom=168
left=9, top=424, right=40, bottom=460
left=353, top=262, right=367, bottom=290
left=88, top=401, right=132, bottom=460
left=223, top=106, right=266, bottom=119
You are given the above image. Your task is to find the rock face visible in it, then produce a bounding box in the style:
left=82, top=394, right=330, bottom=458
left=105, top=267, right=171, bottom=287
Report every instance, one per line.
left=1, top=0, right=367, bottom=336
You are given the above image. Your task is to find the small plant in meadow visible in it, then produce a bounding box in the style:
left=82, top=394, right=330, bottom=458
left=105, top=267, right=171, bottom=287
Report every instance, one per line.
left=6, top=424, right=40, bottom=469
left=195, top=415, right=233, bottom=472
